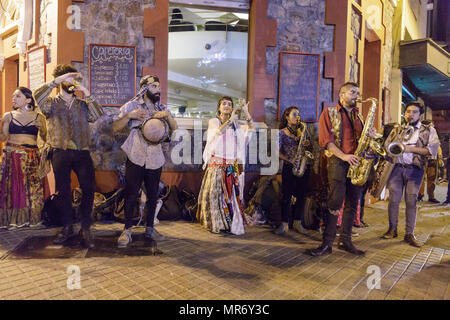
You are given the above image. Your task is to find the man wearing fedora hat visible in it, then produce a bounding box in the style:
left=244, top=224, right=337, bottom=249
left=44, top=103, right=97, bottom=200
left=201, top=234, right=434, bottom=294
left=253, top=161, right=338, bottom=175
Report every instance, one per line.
left=113, top=75, right=177, bottom=248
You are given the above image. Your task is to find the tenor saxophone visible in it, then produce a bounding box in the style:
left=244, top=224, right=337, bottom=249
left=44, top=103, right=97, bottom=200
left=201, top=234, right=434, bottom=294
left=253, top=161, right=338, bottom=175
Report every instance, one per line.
left=292, top=122, right=314, bottom=177
left=347, top=98, right=385, bottom=186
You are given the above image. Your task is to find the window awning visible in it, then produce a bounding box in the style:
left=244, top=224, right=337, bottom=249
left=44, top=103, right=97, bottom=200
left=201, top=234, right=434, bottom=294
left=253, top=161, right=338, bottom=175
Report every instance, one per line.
left=399, top=38, right=450, bottom=109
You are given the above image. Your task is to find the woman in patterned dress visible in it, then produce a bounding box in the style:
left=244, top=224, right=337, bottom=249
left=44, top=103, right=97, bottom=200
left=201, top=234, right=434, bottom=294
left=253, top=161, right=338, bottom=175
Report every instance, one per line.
left=0, top=87, right=47, bottom=229
left=196, top=97, right=255, bottom=235
left=275, top=106, right=313, bottom=235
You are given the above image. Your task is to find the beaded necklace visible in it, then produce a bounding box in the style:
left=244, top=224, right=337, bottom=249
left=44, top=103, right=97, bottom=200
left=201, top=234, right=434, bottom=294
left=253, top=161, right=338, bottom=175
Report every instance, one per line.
left=286, top=125, right=298, bottom=137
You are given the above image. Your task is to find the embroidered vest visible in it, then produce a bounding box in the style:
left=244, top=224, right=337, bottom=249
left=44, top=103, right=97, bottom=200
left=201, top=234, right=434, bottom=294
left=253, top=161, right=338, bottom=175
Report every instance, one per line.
left=324, top=106, right=364, bottom=157
left=412, top=123, right=431, bottom=169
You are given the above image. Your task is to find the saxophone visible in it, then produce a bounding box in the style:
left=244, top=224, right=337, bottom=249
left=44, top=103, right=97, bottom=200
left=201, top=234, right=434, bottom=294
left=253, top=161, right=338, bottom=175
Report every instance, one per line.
left=370, top=123, right=414, bottom=199
left=347, top=98, right=386, bottom=186
left=436, top=146, right=446, bottom=185
left=292, top=121, right=314, bottom=177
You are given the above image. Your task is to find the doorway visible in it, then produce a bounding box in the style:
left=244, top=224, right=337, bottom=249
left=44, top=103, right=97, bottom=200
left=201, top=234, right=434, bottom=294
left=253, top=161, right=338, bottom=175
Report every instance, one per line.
left=1, top=56, right=19, bottom=115
left=362, top=35, right=382, bottom=129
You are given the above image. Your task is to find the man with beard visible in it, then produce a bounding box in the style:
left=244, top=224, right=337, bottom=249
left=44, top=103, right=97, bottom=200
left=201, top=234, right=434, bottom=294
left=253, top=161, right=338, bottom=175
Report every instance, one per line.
left=381, top=102, right=440, bottom=247
left=305, top=82, right=377, bottom=257
left=33, top=64, right=103, bottom=248
left=112, top=75, right=177, bottom=248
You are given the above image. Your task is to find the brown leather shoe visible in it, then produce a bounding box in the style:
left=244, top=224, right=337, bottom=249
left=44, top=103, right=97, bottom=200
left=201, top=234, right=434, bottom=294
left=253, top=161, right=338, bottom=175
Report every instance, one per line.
left=381, top=228, right=398, bottom=239
left=404, top=234, right=421, bottom=248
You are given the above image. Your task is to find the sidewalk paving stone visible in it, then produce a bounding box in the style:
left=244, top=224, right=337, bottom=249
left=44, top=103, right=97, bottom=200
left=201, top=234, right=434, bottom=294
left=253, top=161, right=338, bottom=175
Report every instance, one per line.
left=0, top=184, right=448, bottom=300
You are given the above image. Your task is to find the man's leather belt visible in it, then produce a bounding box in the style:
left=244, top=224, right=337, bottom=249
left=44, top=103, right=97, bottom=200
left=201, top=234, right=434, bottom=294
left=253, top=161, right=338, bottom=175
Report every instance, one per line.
left=395, top=163, right=420, bottom=169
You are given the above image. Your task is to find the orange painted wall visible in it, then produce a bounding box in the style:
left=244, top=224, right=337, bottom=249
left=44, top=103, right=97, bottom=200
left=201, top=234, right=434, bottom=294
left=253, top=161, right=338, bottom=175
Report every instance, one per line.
left=362, top=39, right=382, bottom=129
left=1, top=29, right=21, bottom=115
left=143, top=1, right=169, bottom=105
left=325, top=0, right=387, bottom=130
left=1, top=57, right=18, bottom=114
left=247, top=0, right=277, bottom=122
left=56, top=0, right=84, bottom=65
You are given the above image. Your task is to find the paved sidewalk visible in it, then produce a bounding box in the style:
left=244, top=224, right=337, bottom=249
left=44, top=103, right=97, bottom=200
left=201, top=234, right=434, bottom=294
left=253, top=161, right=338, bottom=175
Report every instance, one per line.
left=0, top=185, right=449, bottom=300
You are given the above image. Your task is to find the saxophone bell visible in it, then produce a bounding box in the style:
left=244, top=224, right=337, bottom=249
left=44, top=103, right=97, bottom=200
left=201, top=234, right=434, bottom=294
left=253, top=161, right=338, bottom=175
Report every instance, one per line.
left=385, top=125, right=414, bottom=157
left=386, top=142, right=405, bottom=157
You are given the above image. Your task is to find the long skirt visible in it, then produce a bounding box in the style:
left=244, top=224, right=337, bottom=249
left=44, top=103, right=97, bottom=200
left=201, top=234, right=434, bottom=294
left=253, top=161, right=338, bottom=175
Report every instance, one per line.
left=196, top=162, right=249, bottom=235
left=0, top=143, right=44, bottom=228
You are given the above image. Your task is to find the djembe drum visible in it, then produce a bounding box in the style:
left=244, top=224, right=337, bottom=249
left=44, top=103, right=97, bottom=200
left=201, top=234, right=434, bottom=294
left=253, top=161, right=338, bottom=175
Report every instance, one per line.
left=141, top=117, right=170, bottom=145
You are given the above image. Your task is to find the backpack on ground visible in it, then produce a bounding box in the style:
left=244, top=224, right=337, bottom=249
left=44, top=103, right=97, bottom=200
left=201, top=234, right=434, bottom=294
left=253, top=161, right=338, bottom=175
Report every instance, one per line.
left=158, top=185, right=183, bottom=221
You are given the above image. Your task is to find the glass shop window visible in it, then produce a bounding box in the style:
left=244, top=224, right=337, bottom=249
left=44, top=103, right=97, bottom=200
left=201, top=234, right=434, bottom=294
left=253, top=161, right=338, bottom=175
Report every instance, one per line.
left=168, top=1, right=249, bottom=118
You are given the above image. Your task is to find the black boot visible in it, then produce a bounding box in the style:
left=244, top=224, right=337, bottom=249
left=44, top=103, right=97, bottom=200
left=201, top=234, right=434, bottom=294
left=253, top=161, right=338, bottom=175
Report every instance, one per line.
left=338, top=238, right=365, bottom=256
left=53, top=225, right=74, bottom=245
left=79, top=228, right=95, bottom=249
left=305, top=243, right=332, bottom=257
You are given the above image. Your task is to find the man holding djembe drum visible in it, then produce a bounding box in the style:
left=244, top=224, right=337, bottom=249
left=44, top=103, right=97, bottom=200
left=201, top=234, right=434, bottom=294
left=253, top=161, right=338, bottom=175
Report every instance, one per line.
left=113, top=75, right=177, bottom=248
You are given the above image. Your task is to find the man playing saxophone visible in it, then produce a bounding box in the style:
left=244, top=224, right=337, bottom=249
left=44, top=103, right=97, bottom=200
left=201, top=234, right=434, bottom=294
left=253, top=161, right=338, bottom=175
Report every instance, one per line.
left=381, top=102, right=440, bottom=247
left=306, top=82, right=377, bottom=257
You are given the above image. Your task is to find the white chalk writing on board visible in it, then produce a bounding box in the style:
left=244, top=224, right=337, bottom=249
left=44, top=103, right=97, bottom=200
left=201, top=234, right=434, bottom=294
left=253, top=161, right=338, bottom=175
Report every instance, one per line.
left=89, top=44, right=136, bottom=107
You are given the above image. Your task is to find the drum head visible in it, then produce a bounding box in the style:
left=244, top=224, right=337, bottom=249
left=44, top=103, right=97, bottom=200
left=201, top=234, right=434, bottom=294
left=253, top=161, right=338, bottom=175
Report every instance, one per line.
left=141, top=118, right=169, bottom=144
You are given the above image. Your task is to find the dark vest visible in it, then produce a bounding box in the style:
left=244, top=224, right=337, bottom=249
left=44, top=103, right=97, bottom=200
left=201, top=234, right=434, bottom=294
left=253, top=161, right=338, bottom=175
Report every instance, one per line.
left=324, top=106, right=364, bottom=157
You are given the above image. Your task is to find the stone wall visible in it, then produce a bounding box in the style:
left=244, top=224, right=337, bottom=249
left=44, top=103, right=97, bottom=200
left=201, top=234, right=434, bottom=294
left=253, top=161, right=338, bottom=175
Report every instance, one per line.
left=264, top=0, right=334, bottom=174
left=38, top=0, right=335, bottom=174
left=71, top=0, right=156, bottom=171
left=265, top=0, right=334, bottom=129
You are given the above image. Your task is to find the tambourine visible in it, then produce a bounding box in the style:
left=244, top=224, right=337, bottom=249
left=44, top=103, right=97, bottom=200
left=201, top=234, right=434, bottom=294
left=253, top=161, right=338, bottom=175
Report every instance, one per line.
left=140, top=117, right=169, bottom=145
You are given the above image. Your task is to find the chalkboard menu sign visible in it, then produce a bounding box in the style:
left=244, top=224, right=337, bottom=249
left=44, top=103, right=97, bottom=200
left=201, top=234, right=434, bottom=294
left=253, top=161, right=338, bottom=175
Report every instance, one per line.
left=278, top=52, right=320, bottom=122
left=27, top=46, right=46, bottom=92
left=89, top=44, right=136, bottom=107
